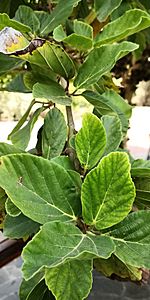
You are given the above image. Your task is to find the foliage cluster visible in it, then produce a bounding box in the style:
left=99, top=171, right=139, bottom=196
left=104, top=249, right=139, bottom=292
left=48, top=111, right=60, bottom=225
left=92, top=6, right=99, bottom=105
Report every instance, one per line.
left=0, top=1, right=150, bottom=299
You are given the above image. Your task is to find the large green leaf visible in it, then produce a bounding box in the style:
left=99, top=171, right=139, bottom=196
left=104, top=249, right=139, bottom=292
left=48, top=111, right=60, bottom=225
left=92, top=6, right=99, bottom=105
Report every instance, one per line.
left=95, top=9, right=150, bottom=46
left=42, top=108, right=67, bottom=159
left=83, top=90, right=131, bottom=135
left=3, top=213, right=39, bottom=239
left=20, top=41, right=75, bottom=80
left=109, top=210, right=150, bottom=269
left=102, top=115, right=122, bottom=155
left=10, top=107, right=45, bottom=150
left=0, top=154, right=82, bottom=224
left=45, top=260, right=92, bottom=300
left=81, top=152, right=135, bottom=230
left=94, top=255, right=142, bottom=281
left=33, top=82, right=71, bottom=106
left=40, top=0, right=82, bottom=35
left=0, top=13, right=31, bottom=32
left=74, top=42, right=138, bottom=89
left=22, top=221, right=115, bottom=279
left=0, top=53, right=23, bottom=76
left=94, top=0, right=123, bottom=22
left=75, top=113, right=106, bottom=170
left=14, top=5, right=40, bottom=34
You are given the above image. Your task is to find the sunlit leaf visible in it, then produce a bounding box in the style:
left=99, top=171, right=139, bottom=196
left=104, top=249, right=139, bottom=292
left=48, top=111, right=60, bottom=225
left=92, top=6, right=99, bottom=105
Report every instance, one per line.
left=74, top=42, right=138, bottom=89
left=45, top=260, right=92, bottom=300
left=95, top=9, right=150, bottom=46
left=81, top=152, right=135, bottom=230
left=75, top=113, right=106, bottom=170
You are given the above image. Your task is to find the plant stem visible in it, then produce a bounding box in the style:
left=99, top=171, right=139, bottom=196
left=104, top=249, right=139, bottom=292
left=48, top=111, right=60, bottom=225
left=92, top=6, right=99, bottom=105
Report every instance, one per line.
left=66, top=106, right=75, bottom=141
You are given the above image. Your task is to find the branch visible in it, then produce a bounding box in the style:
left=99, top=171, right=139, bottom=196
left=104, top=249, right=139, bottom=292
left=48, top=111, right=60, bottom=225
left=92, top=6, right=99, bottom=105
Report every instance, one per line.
left=66, top=106, right=75, bottom=141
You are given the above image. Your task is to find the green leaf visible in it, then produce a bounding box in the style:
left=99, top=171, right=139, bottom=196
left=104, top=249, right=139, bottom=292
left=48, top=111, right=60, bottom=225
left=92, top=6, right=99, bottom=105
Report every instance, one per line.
left=24, top=278, right=54, bottom=300
left=5, top=73, right=30, bottom=93
left=19, top=41, right=75, bottom=80
left=19, top=272, right=44, bottom=300
left=0, top=53, right=22, bottom=76
left=10, top=107, right=45, bottom=150
left=94, top=0, right=123, bottom=22
left=74, top=42, right=138, bottom=89
left=14, top=5, right=40, bottom=34
left=23, top=66, right=56, bottom=90
left=8, top=99, right=35, bottom=140
left=60, top=33, right=93, bottom=51
left=81, top=152, right=135, bottom=230
left=5, top=197, right=21, bottom=217
left=3, top=213, right=39, bottom=239
left=75, top=113, right=106, bottom=170
left=134, top=177, right=150, bottom=207
left=42, top=108, right=67, bottom=159
left=22, top=221, right=115, bottom=279
left=40, top=0, right=82, bottom=35
left=54, top=21, right=93, bottom=51
left=0, top=142, right=23, bottom=156
left=0, top=13, right=31, bottom=33
left=45, top=260, right=93, bottom=300
left=74, top=20, right=93, bottom=38
left=94, top=255, right=142, bottom=281
left=83, top=90, right=131, bottom=135
left=95, top=9, right=150, bottom=46
left=33, top=82, right=71, bottom=106
left=51, top=156, right=74, bottom=171
left=131, top=159, right=150, bottom=177
left=102, top=115, right=122, bottom=155
left=109, top=210, right=150, bottom=269
left=0, top=154, right=82, bottom=224
left=53, top=24, right=67, bottom=42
